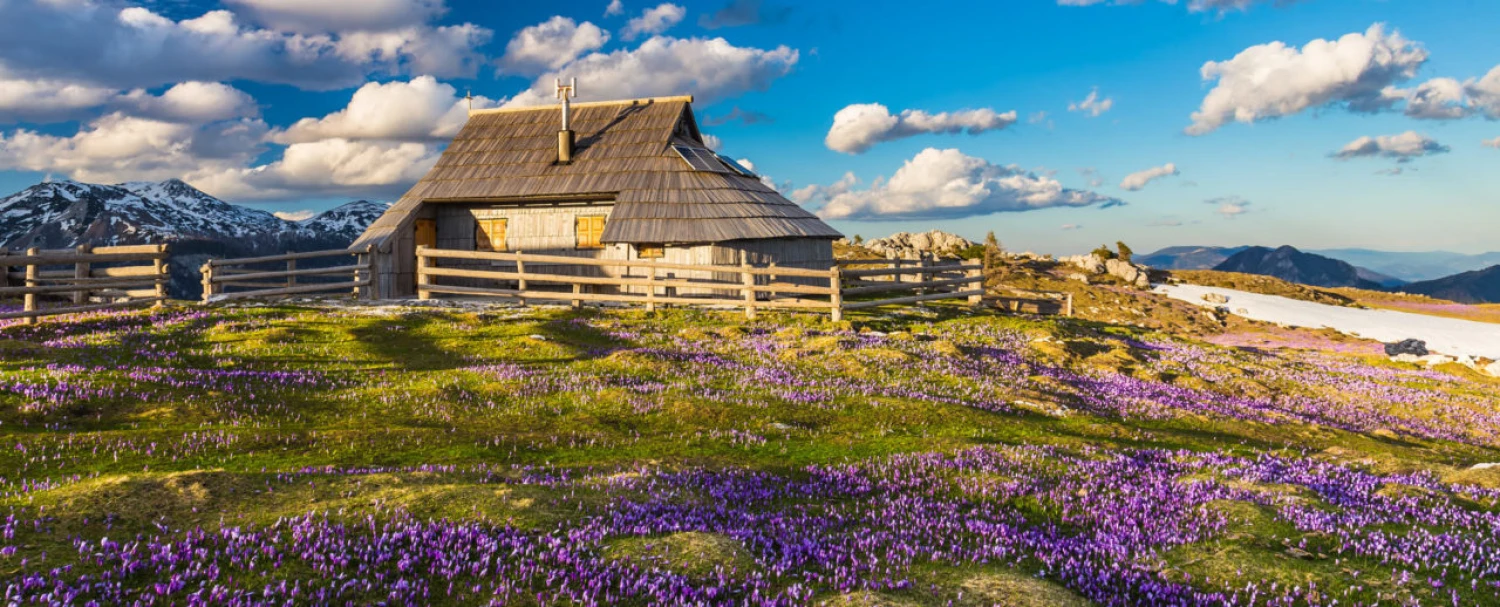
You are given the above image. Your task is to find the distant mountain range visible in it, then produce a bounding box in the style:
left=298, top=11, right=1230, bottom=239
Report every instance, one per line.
left=1142, top=243, right=1500, bottom=304
left=1212, top=246, right=1386, bottom=290
left=1400, top=266, right=1500, bottom=305
left=0, top=179, right=388, bottom=298
left=1140, top=244, right=1500, bottom=283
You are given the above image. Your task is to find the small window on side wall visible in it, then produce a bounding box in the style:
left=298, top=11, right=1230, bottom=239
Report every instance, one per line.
left=576, top=215, right=606, bottom=249
left=637, top=244, right=665, bottom=259
left=475, top=218, right=507, bottom=251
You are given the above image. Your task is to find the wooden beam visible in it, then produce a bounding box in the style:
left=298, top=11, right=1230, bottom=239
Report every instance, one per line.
left=206, top=280, right=370, bottom=303
left=842, top=289, right=987, bottom=310
left=207, top=248, right=358, bottom=267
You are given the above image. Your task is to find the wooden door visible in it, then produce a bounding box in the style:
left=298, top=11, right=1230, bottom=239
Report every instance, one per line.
left=475, top=218, right=507, bottom=251
left=414, top=219, right=437, bottom=249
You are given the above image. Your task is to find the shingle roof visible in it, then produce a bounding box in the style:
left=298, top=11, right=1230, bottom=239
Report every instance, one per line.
left=354, top=96, right=841, bottom=249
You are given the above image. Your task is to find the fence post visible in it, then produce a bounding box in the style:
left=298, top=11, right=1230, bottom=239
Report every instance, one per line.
left=645, top=264, right=657, bottom=312
left=23, top=247, right=39, bottom=325
left=153, top=245, right=168, bottom=308
left=357, top=244, right=376, bottom=301
left=967, top=263, right=984, bottom=306
left=73, top=243, right=91, bottom=305
left=829, top=265, right=843, bottom=323
left=767, top=261, right=778, bottom=300
left=286, top=254, right=297, bottom=290
left=416, top=245, right=432, bottom=300
left=1066, top=292, right=1074, bottom=318
left=741, top=257, right=757, bottom=320
left=515, top=250, right=528, bottom=307
left=916, top=254, right=929, bottom=296
left=0, top=247, right=9, bottom=290
left=200, top=261, right=216, bottom=304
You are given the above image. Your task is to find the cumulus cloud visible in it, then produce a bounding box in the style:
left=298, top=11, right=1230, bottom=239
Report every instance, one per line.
left=824, top=103, right=1018, bottom=154
left=606, top=0, right=625, bottom=16
left=799, top=148, right=1121, bottom=221
left=734, top=158, right=777, bottom=189
left=1119, top=163, right=1179, bottom=191
left=0, top=112, right=269, bottom=185
left=116, top=82, right=260, bottom=124
left=1186, top=24, right=1427, bottom=135
left=1331, top=131, right=1449, bottom=162
left=503, top=36, right=798, bottom=108
left=1484, top=137, right=1500, bottom=148
left=622, top=4, right=686, bottom=41
left=1208, top=195, right=1251, bottom=218
left=196, top=138, right=441, bottom=200
left=0, top=1, right=491, bottom=91
left=1068, top=88, right=1114, bottom=117
left=497, top=16, right=610, bottom=76
left=0, top=75, right=121, bottom=123
left=701, top=133, right=723, bottom=150
left=224, top=0, right=448, bottom=33
left=273, top=77, right=494, bottom=144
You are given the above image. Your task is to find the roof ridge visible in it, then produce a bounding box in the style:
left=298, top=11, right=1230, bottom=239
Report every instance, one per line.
left=470, top=95, right=694, bottom=117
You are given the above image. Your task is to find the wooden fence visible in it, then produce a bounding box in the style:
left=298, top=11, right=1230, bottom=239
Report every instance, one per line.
left=0, top=244, right=170, bottom=324
left=200, top=246, right=375, bottom=303
left=415, top=247, right=986, bottom=321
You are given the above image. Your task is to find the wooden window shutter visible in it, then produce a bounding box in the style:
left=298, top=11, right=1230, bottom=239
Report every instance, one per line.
left=475, top=218, right=507, bottom=251
left=576, top=215, right=605, bottom=249
left=637, top=244, right=664, bottom=259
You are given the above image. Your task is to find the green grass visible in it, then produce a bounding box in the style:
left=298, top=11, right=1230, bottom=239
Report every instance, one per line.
left=3, top=301, right=1500, bottom=604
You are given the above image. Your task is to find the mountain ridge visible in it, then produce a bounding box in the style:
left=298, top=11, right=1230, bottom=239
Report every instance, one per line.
left=1212, top=245, right=1385, bottom=290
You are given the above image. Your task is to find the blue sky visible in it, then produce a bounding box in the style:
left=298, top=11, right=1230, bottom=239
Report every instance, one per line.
left=0, top=0, right=1496, bottom=254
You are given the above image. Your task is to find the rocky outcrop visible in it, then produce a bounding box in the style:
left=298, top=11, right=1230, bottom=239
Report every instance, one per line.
left=851, top=231, right=975, bottom=260
left=1384, top=339, right=1428, bottom=357
left=1060, top=254, right=1151, bottom=289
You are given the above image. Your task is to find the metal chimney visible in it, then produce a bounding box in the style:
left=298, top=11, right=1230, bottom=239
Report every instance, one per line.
left=556, top=78, right=577, bottom=163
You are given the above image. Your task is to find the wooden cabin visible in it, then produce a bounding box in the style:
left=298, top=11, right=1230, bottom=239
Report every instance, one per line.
left=353, top=94, right=842, bottom=299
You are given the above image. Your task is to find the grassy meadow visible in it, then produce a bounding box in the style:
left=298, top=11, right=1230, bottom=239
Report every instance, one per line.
left=2, top=300, right=1500, bottom=606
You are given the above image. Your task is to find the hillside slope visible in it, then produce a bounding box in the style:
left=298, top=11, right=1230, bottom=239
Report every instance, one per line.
left=1401, top=265, right=1500, bottom=304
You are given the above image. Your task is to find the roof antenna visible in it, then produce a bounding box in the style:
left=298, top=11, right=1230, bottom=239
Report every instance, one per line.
left=555, top=78, right=578, bottom=130
left=556, top=78, right=578, bottom=163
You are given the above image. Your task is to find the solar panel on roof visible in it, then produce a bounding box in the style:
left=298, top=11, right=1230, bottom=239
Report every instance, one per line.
left=714, top=154, right=758, bottom=178
left=672, top=145, right=731, bottom=173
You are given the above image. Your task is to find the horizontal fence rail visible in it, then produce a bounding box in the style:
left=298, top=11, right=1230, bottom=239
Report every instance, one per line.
left=0, top=244, right=170, bottom=324
left=201, top=246, right=375, bottom=304
left=415, top=247, right=989, bottom=321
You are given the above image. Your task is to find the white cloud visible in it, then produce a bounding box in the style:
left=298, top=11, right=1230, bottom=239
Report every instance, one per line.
left=0, top=75, right=119, bottom=123
left=1465, top=66, right=1500, bottom=120
left=503, top=36, right=798, bottom=108
left=224, top=0, right=448, bottom=33
left=497, top=16, right=610, bottom=76
left=1399, top=78, right=1469, bottom=120
left=622, top=4, right=686, bottom=41
left=196, top=138, right=441, bottom=201
left=1077, top=167, right=1105, bottom=188
left=1207, top=196, right=1251, bottom=218
left=606, top=0, right=626, bottom=16
left=0, top=112, right=268, bottom=185
left=0, top=1, right=491, bottom=91
left=1068, top=88, right=1113, bottom=117
left=803, top=148, right=1121, bottom=221
left=790, top=171, right=856, bottom=205
left=701, top=133, right=723, bottom=150
left=117, top=82, right=259, bottom=124
left=1119, top=163, right=1178, bottom=191
left=1061, top=224, right=1082, bottom=231
left=1186, top=24, right=1427, bottom=135
left=273, top=77, right=493, bottom=144
left=274, top=209, right=318, bottom=221
left=1484, top=137, right=1500, bottom=149
left=1331, top=131, right=1449, bottom=162
left=824, top=103, right=1018, bottom=154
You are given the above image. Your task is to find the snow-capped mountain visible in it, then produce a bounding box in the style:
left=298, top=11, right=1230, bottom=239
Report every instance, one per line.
left=0, top=178, right=389, bottom=298
left=0, top=179, right=384, bottom=250
left=295, top=200, right=391, bottom=244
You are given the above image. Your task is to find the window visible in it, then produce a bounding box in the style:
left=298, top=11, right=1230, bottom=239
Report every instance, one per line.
left=637, top=243, right=664, bottom=259
left=576, top=215, right=606, bottom=249
left=475, top=218, right=507, bottom=251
